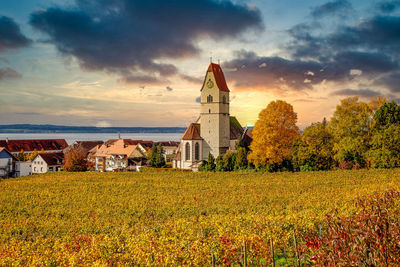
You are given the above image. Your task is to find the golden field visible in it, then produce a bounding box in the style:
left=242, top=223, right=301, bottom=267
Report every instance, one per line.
left=1, top=169, right=400, bottom=266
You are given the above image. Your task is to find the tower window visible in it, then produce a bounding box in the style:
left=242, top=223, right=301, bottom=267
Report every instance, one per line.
left=195, top=143, right=200, bottom=160
left=209, top=109, right=211, bottom=113
left=223, top=95, right=226, bottom=104
left=207, top=95, right=213, bottom=103
left=185, top=142, right=190, bottom=161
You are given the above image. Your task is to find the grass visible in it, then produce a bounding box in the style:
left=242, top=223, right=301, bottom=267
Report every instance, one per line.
left=0, top=169, right=399, bottom=265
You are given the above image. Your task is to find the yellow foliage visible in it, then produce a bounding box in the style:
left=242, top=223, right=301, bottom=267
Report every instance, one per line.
left=1, top=169, right=399, bottom=265
left=248, top=100, right=300, bottom=166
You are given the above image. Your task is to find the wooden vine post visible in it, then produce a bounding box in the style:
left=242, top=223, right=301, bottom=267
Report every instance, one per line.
left=293, top=230, right=300, bottom=267
left=270, top=238, right=275, bottom=267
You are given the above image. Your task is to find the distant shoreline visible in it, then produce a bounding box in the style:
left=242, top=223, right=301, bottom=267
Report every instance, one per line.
left=0, top=124, right=186, bottom=134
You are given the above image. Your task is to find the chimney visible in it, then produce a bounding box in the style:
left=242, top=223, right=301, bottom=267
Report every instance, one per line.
left=6, top=137, right=8, bottom=143
left=118, top=132, right=121, bottom=139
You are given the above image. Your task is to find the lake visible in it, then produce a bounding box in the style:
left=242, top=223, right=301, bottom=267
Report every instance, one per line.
left=0, top=133, right=182, bottom=145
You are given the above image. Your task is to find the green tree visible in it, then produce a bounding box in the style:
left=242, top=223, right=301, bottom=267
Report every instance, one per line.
left=367, top=124, right=400, bottom=168
left=235, top=147, right=248, bottom=170
left=223, top=152, right=236, bottom=171
left=149, top=143, right=157, bottom=167
left=293, top=119, right=334, bottom=171
left=155, top=143, right=166, bottom=168
left=373, top=101, right=400, bottom=129
left=329, top=97, right=374, bottom=167
left=149, top=143, right=166, bottom=168
left=215, top=155, right=224, bottom=172
left=206, top=153, right=216, bottom=171
left=198, top=153, right=216, bottom=171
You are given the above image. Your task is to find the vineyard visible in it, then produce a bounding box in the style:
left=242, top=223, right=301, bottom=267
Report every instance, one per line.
left=1, top=169, right=400, bottom=265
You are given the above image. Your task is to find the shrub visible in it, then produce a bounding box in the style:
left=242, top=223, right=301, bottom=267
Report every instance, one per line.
left=302, top=190, right=400, bottom=266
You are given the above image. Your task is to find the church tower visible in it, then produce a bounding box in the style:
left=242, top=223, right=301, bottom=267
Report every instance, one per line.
left=200, top=63, right=230, bottom=159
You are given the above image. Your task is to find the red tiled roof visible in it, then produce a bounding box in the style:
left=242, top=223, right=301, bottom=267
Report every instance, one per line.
left=207, top=63, right=230, bottom=92
left=181, top=123, right=202, bottom=140
left=155, top=141, right=180, bottom=147
left=0, top=139, right=68, bottom=153
left=38, top=152, right=64, bottom=166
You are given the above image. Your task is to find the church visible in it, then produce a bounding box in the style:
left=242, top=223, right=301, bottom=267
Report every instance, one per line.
left=173, top=63, right=251, bottom=170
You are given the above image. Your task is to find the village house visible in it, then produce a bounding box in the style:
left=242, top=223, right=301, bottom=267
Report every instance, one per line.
left=173, top=63, right=251, bottom=170
left=156, top=141, right=180, bottom=162
left=94, top=139, right=149, bottom=172
left=15, top=161, right=32, bottom=177
left=31, top=152, right=64, bottom=174
left=0, top=148, right=17, bottom=178
left=0, top=139, right=68, bottom=156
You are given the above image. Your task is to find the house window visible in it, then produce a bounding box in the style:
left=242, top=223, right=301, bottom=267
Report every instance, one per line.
left=223, top=95, right=226, bottom=104
left=195, top=143, right=200, bottom=161
left=185, top=143, right=190, bottom=161
left=207, top=95, right=213, bottom=103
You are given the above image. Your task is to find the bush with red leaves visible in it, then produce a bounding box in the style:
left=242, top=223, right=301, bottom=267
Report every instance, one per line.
left=302, top=190, right=400, bottom=266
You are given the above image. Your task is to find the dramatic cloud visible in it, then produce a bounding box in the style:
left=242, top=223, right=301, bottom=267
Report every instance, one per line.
left=374, top=72, right=400, bottom=92
left=223, top=50, right=325, bottom=92
left=224, top=2, right=400, bottom=95
left=0, top=67, right=22, bottom=80
left=180, top=74, right=203, bottom=84
left=330, top=88, right=382, bottom=98
left=0, top=16, right=31, bottom=52
left=310, top=0, right=352, bottom=18
left=30, top=0, right=262, bottom=84
left=377, top=0, right=400, bottom=13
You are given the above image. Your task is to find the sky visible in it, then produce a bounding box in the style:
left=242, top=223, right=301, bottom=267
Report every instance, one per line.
left=0, top=0, right=399, bottom=128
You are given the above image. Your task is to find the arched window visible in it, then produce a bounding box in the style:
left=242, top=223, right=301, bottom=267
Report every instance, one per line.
left=185, top=142, right=190, bottom=161
left=195, top=143, right=200, bottom=160
left=207, top=95, right=213, bottom=103
left=209, top=109, right=211, bottom=113
left=222, top=95, right=226, bottom=104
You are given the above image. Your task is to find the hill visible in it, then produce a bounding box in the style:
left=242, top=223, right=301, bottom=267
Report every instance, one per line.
left=0, top=169, right=399, bottom=265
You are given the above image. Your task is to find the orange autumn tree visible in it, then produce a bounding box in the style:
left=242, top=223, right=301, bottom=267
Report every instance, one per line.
left=248, top=100, right=300, bottom=167
left=64, top=146, right=88, bottom=172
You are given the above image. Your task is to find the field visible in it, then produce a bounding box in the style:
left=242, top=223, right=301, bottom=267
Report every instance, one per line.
left=1, top=169, right=400, bottom=265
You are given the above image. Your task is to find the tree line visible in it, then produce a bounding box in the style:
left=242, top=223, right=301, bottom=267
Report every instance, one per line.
left=200, top=96, right=400, bottom=172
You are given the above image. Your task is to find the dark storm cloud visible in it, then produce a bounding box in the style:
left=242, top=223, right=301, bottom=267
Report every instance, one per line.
left=223, top=50, right=325, bottom=91
left=310, top=0, right=352, bottom=18
left=376, top=0, right=400, bottom=13
left=0, top=16, right=31, bottom=52
left=330, top=88, right=382, bottom=98
left=180, top=74, right=203, bottom=84
left=223, top=49, right=398, bottom=93
left=328, top=16, right=400, bottom=53
left=374, top=72, right=400, bottom=92
left=0, top=67, right=22, bottom=80
left=30, top=0, right=262, bottom=84
left=225, top=1, right=400, bottom=95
